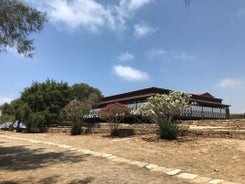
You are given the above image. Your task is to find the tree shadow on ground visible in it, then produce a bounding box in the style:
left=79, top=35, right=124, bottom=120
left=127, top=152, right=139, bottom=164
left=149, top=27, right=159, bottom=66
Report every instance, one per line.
left=141, top=135, right=197, bottom=143
left=68, top=177, right=94, bottom=184
left=0, top=175, right=59, bottom=184
left=0, top=176, right=95, bottom=184
left=0, top=145, right=86, bottom=171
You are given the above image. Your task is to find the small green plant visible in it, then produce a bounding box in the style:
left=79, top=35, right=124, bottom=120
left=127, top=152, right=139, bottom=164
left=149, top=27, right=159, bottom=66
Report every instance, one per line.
left=71, top=123, right=82, bottom=135
left=158, top=118, right=180, bottom=140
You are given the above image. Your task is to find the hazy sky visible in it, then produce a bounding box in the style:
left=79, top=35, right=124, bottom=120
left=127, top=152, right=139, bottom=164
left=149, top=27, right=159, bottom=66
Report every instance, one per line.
left=1, top=0, right=245, bottom=113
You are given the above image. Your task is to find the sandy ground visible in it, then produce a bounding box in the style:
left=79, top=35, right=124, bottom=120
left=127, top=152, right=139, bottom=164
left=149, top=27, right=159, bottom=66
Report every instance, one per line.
left=0, top=130, right=245, bottom=183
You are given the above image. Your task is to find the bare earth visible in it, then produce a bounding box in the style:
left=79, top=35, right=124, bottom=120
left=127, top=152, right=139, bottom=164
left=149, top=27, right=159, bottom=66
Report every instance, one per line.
left=0, top=130, right=245, bottom=184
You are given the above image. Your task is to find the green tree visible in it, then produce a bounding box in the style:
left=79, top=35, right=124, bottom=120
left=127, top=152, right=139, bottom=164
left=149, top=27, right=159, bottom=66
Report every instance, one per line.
left=0, top=114, right=13, bottom=124
left=1, top=102, right=13, bottom=115
left=98, top=103, right=131, bottom=136
left=20, top=79, right=74, bottom=127
left=26, top=112, right=45, bottom=132
left=15, top=103, right=31, bottom=131
left=0, top=102, right=14, bottom=124
left=63, top=101, right=91, bottom=135
left=72, top=83, right=102, bottom=106
left=138, top=91, right=192, bottom=140
left=0, top=0, right=46, bottom=58
left=2, top=98, right=24, bottom=130
left=0, top=101, right=20, bottom=124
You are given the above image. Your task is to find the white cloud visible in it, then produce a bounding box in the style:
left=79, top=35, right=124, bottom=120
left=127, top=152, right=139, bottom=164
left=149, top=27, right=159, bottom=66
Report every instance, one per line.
left=113, top=65, right=150, bottom=81
left=0, top=97, right=14, bottom=105
left=45, top=0, right=113, bottom=32
left=127, top=0, right=153, bottom=10
left=27, top=0, right=153, bottom=32
left=118, top=51, right=134, bottom=61
left=134, top=21, right=157, bottom=38
left=172, top=51, right=196, bottom=60
left=148, top=49, right=168, bottom=57
left=148, top=48, right=196, bottom=61
left=217, top=78, right=243, bottom=88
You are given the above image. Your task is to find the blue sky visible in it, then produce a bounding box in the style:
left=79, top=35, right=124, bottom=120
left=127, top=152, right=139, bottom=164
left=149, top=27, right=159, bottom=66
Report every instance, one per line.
left=0, top=0, right=245, bottom=113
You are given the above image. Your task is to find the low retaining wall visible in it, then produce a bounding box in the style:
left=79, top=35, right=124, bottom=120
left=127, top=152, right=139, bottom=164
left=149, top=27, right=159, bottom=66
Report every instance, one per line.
left=185, top=129, right=245, bottom=140
left=180, top=119, right=245, bottom=140
left=47, top=119, right=245, bottom=139
left=182, top=119, right=245, bottom=128
left=48, top=127, right=71, bottom=134
left=47, top=123, right=158, bottom=135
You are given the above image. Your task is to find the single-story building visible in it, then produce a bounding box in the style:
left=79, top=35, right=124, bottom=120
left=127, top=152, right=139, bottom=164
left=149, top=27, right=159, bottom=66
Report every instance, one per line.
left=87, top=87, right=230, bottom=121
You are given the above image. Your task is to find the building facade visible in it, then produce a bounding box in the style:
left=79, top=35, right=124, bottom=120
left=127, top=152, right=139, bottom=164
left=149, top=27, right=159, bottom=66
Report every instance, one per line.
left=87, top=87, right=230, bottom=121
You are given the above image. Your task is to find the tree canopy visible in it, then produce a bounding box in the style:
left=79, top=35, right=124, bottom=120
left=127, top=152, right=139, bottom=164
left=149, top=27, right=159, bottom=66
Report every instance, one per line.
left=0, top=79, right=103, bottom=131
left=72, top=83, right=102, bottom=106
left=0, top=0, right=46, bottom=58
left=20, top=79, right=74, bottom=126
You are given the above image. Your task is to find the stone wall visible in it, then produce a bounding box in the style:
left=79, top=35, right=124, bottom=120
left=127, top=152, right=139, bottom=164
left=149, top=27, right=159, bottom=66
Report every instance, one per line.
left=47, top=123, right=158, bottom=135
left=82, top=123, right=158, bottom=135
left=48, top=127, right=71, bottom=134
left=180, top=119, right=245, bottom=140
left=47, top=119, right=245, bottom=139
left=185, top=129, right=245, bottom=140
left=181, top=119, right=245, bottom=128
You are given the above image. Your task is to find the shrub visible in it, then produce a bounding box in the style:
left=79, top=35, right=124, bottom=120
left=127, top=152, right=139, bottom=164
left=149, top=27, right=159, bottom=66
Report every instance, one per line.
left=138, top=91, right=193, bottom=140
left=71, top=123, right=82, bottom=135
left=98, top=103, right=131, bottom=137
left=110, top=128, right=120, bottom=137
left=63, top=101, right=91, bottom=125
left=26, top=112, right=45, bottom=133
left=15, top=126, right=22, bottom=132
left=158, top=118, right=180, bottom=140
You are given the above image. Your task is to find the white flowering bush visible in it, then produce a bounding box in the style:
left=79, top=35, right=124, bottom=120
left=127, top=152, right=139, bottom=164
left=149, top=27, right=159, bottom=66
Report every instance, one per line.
left=138, top=91, right=192, bottom=139
left=138, top=91, right=192, bottom=122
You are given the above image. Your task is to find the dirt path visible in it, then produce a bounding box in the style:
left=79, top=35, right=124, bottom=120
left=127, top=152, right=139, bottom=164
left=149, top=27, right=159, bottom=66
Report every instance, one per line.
left=0, top=132, right=191, bottom=184
left=1, top=130, right=244, bottom=183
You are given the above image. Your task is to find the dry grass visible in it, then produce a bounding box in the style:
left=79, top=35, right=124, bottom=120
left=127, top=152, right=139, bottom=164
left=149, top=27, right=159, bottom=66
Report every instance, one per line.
left=0, top=130, right=244, bottom=183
